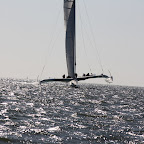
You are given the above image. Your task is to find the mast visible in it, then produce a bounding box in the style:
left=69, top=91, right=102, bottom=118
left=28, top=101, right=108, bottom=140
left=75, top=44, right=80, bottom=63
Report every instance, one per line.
left=64, top=0, right=76, bottom=79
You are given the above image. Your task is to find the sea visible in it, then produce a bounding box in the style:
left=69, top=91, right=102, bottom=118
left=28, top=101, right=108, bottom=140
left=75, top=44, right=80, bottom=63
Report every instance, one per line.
left=0, top=78, right=143, bottom=144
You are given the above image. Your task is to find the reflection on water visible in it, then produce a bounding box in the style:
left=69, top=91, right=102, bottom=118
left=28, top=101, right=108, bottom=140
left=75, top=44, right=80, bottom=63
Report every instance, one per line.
left=0, top=79, right=144, bottom=143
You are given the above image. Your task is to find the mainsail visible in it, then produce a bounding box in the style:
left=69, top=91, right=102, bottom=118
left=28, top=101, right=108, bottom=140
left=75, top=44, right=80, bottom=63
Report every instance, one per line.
left=64, top=0, right=76, bottom=79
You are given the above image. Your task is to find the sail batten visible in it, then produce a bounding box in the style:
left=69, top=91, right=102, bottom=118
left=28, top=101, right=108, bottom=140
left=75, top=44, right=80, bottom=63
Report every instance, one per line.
left=64, top=0, right=76, bottom=79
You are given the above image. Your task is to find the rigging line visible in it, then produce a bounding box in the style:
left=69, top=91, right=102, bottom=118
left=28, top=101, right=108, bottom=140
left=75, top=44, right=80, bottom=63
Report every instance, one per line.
left=78, top=9, right=99, bottom=72
left=40, top=29, right=63, bottom=80
left=77, top=1, right=92, bottom=73
left=83, top=0, right=104, bottom=73
left=39, top=5, right=63, bottom=80
left=81, top=20, right=103, bottom=72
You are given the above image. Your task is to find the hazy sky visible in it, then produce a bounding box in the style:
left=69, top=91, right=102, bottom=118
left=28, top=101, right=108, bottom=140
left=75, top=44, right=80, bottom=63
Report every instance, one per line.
left=0, top=0, right=144, bottom=87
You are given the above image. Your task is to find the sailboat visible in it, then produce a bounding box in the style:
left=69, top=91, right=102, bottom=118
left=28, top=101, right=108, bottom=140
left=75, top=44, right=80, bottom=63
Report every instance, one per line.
left=40, top=0, right=113, bottom=87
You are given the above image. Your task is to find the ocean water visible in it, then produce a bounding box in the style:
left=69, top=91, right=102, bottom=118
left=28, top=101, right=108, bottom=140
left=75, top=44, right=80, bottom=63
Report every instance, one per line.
left=0, top=79, right=144, bottom=144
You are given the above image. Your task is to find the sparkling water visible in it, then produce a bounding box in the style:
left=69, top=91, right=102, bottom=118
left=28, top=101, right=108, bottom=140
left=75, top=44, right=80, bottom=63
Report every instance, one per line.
left=0, top=79, right=144, bottom=143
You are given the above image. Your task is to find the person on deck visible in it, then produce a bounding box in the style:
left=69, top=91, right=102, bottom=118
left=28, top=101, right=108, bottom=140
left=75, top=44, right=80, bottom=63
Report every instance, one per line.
left=86, top=73, right=90, bottom=76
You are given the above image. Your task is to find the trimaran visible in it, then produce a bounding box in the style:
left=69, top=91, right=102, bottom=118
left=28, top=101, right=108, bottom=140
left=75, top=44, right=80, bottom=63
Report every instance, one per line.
left=40, top=0, right=113, bottom=87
